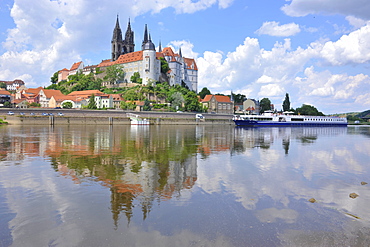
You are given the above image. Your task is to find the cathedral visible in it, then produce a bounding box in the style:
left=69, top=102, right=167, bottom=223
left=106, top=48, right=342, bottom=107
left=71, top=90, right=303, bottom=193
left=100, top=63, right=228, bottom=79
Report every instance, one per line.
left=58, top=17, right=198, bottom=92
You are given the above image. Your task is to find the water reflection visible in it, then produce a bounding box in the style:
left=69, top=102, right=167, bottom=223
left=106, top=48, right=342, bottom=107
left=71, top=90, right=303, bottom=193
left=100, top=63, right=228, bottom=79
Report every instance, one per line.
left=1, top=125, right=370, bottom=246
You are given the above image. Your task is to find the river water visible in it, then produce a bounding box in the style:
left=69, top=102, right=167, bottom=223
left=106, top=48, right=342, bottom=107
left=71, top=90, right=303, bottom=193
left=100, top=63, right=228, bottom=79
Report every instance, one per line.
left=0, top=125, right=370, bottom=247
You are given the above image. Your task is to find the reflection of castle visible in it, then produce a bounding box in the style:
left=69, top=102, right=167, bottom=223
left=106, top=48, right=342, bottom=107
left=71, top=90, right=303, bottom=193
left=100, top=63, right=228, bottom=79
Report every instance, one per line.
left=0, top=126, right=199, bottom=226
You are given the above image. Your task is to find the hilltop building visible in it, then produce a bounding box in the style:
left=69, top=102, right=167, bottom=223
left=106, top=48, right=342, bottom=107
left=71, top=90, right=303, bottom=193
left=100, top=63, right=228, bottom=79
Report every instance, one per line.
left=58, top=17, right=198, bottom=92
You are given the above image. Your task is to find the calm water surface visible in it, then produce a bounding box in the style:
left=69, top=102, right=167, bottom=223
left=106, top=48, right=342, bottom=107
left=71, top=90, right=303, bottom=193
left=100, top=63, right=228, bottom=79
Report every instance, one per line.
left=1, top=125, right=370, bottom=247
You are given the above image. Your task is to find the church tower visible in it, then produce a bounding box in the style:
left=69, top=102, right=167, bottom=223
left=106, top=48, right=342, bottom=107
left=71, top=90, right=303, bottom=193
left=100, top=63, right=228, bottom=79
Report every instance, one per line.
left=141, top=24, right=159, bottom=85
left=123, top=19, right=135, bottom=54
left=111, top=15, right=124, bottom=61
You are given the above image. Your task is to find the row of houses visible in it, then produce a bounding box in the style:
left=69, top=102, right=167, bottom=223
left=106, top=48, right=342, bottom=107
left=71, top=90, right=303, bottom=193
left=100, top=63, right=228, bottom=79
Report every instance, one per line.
left=9, top=87, right=122, bottom=109
left=1, top=81, right=260, bottom=115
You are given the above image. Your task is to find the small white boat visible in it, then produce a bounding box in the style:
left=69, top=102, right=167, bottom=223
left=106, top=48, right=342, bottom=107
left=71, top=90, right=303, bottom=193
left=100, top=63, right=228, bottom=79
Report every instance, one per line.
left=127, top=113, right=150, bottom=125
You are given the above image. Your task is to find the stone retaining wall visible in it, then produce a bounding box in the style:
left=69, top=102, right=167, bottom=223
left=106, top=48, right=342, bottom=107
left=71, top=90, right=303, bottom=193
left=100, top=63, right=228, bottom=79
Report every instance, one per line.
left=2, top=116, right=234, bottom=126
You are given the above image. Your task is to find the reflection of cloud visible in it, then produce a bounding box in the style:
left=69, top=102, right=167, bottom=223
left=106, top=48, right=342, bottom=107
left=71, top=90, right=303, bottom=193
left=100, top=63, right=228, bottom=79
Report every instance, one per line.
left=255, top=208, right=298, bottom=224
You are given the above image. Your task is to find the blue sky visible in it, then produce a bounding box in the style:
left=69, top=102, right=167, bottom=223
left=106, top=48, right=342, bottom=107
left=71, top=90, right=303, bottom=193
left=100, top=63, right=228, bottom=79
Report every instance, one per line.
left=1, top=0, right=370, bottom=114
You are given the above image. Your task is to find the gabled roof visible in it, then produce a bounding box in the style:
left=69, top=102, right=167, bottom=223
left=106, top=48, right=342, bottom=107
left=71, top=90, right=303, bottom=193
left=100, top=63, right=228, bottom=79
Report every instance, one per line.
left=202, top=95, right=232, bottom=103
left=59, top=68, right=69, bottom=72
left=70, top=61, right=82, bottom=71
left=184, top=58, right=198, bottom=71
left=108, top=94, right=123, bottom=101
left=51, top=95, right=78, bottom=102
left=40, top=89, right=64, bottom=99
left=24, top=87, right=43, bottom=95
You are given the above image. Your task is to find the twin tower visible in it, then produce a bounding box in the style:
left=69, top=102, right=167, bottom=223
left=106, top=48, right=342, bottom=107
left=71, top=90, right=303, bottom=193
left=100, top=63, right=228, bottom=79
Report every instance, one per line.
left=111, top=16, right=155, bottom=61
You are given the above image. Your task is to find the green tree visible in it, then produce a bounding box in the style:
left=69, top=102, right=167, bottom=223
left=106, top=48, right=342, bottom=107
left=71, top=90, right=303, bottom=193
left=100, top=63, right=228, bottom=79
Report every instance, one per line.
left=87, top=94, right=97, bottom=109
left=232, top=93, right=246, bottom=103
left=198, top=87, right=211, bottom=99
left=130, top=72, right=142, bottom=84
left=282, top=93, right=290, bottom=112
left=184, top=91, right=202, bottom=112
left=295, top=104, right=324, bottom=116
left=170, top=92, right=185, bottom=109
left=120, top=101, right=136, bottom=110
left=0, top=82, right=6, bottom=89
left=62, top=102, right=73, bottom=109
left=143, top=99, right=151, bottom=111
left=259, top=98, right=271, bottom=113
left=104, top=64, right=125, bottom=85
left=51, top=71, right=59, bottom=84
left=160, top=57, right=170, bottom=74
left=4, top=101, right=11, bottom=108
left=29, top=102, right=41, bottom=107
left=124, top=88, right=141, bottom=101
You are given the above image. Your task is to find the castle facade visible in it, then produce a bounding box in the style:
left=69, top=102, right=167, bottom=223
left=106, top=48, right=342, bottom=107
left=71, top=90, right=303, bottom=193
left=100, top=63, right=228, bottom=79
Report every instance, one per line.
left=58, top=17, right=198, bottom=92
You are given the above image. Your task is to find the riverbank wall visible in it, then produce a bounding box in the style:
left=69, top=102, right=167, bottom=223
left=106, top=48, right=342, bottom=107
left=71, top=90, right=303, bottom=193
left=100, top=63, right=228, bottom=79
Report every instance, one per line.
left=1, top=115, right=234, bottom=126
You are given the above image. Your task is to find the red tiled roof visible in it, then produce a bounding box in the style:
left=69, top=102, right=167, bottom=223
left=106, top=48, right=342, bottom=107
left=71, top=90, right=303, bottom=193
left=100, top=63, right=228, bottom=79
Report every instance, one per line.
left=97, top=59, right=114, bottom=68
left=68, top=90, right=104, bottom=96
left=0, top=90, right=10, bottom=95
left=202, top=95, right=212, bottom=102
left=202, top=95, right=232, bottom=103
left=115, top=51, right=143, bottom=64
left=51, top=95, right=78, bottom=102
left=40, top=89, right=64, bottom=99
left=70, top=61, right=82, bottom=71
left=184, top=58, right=198, bottom=71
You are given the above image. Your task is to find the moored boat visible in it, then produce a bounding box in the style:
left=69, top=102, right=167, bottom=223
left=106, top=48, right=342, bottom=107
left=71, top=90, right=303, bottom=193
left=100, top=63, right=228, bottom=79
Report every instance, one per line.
left=127, top=113, right=150, bottom=125
left=233, top=111, right=347, bottom=127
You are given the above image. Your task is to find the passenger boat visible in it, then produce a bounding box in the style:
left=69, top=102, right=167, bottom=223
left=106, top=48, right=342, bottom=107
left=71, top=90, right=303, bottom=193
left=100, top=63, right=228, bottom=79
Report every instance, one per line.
left=127, top=113, right=150, bottom=125
left=233, top=111, right=347, bottom=127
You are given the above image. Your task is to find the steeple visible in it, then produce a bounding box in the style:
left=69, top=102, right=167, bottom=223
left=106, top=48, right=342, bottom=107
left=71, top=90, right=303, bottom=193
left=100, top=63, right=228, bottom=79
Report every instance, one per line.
left=142, top=24, right=149, bottom=50
left=142, top=29, right=155, bottom=50
left=179, top=47, right=182, bottom=57
left=111, top=15, right=124, bottom=61
left=158, top=40, right=162, bottom=52
left=112, top=15, right=123, bottom=42
left=123, top=18, right=135, bottom=53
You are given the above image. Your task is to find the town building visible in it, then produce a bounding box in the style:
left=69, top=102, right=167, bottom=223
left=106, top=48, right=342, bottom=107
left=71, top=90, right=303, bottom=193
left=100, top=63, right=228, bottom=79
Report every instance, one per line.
left=67, top=90, right=113, bottom=109
left=243, top=99, right=260, bottom=114
left=0, top=79, right=25, bottom=91
left=201, top=95, right=234, bottom=114
left=0, top=89, right=11, bottom=107
left=57, top=17, right=198, bottom=92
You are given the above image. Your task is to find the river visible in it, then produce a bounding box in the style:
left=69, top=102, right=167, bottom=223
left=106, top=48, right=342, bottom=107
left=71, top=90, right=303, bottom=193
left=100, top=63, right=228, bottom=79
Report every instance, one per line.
left=0, top=125, right=370, bottom=247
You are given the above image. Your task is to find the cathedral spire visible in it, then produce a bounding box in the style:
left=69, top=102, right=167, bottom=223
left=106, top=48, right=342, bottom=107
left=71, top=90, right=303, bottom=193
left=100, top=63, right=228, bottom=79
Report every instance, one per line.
left=123, top=18, right=135, bottom=53
left=179, top=47, right=182, bottom=57
left=112, top=15, right=122, bottom=42
left=112, top=15, right=123, bottom=61
left=142, top=24, right=148, bottom=49
left=158, top=40, right=162, bottom=52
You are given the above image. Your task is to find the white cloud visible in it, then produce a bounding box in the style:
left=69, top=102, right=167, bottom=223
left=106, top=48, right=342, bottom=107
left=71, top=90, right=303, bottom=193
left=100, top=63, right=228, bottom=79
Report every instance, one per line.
left=258, top=84, right=285, bottom=97
left=167, top=40, right=199, bottom=59
left=320, top=23, right=370, bottom=65
left=255, top=21, right=301, bottom=37
left=132, top=0, right=235, bottom=15
left=346, top=16, right=367, bottom=29
left=197, top=25, right=370, bottom=112
left=282, top=0, right=370, bottom=20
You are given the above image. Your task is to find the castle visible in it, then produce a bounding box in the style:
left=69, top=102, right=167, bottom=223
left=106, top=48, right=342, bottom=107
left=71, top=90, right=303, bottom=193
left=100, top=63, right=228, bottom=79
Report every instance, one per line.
left=58, top=17, right=198, bottom=92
